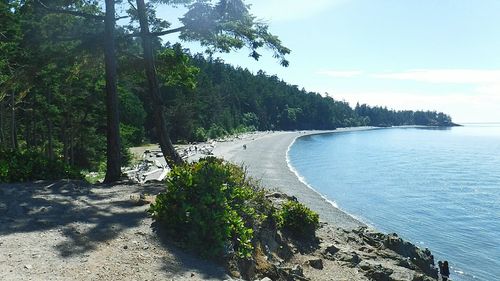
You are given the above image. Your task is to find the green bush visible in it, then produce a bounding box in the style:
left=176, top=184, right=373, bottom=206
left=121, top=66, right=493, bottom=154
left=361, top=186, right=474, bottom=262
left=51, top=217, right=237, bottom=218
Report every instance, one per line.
left=0, top=149, right=82, bottom=183
left=192, top=127, right=208, bottom=142
left=275, top=200, right=319, bottom=239
left=207, top=123, right=228, bottom=139
left=149, top=157, right=268, bottom=259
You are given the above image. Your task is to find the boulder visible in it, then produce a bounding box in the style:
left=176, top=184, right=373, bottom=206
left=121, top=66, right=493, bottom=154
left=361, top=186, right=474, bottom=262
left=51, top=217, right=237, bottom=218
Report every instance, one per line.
left=306, top=258, right=323, bottom=270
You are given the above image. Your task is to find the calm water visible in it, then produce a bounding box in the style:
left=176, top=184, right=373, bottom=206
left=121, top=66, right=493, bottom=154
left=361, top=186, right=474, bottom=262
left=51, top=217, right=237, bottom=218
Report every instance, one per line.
left=288, top=125, right=500, bottom=281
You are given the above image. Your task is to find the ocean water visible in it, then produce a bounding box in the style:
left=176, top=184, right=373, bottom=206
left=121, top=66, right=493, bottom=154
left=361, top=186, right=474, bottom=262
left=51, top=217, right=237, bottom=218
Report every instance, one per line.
left=288, top=125, right=500, bottom=281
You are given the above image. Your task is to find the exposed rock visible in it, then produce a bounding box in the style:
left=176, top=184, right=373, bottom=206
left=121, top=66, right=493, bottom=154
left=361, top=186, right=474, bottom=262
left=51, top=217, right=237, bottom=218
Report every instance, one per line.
left=334, top=251, right=361, bottom=266
left=323, top=244, right=340, bottom=257
left=383, top=234, right=438, bottom=278
left=290, top=264, right=304, bottom=276
left=277, top=264, right=309, bottom=280
left=362, top=264, right=394, bottom=281
left=306, top=258, right=323, bottom=270
left=397, top=258, right=416, bottom=270
left=411, top=273, right=437, bottom=281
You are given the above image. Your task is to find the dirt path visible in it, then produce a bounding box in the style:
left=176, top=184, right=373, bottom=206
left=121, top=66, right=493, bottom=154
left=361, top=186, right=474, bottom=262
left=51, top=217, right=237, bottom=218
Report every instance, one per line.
left=0, top=180, right=233, bottom=281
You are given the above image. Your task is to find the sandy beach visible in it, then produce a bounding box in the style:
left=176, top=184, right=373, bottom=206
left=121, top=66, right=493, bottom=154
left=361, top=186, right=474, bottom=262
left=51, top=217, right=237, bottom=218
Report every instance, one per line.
left=210, top=128, right=377, bottom=230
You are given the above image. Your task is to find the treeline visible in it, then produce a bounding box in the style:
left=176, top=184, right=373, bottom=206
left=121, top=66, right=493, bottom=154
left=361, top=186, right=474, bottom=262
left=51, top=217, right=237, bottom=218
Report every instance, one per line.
left=164, top=55, right=456, bottom=142
left=1, top=1, right=454, bottom=175
left=354, top=104, right=455, bottom=127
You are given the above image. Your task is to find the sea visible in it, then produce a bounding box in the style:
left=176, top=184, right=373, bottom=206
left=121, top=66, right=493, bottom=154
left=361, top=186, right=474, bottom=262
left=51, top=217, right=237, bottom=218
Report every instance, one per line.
left=287, top=124, right=500, bottom=281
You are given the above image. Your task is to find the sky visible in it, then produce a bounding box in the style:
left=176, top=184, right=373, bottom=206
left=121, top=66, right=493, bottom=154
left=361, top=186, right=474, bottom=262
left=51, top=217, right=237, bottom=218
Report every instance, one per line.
left=156, top=0, right=500, bottom=123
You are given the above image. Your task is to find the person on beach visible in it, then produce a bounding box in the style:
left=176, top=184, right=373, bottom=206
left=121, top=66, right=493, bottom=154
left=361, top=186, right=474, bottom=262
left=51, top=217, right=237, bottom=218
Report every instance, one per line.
left=243, top=144, right=247, bottom=150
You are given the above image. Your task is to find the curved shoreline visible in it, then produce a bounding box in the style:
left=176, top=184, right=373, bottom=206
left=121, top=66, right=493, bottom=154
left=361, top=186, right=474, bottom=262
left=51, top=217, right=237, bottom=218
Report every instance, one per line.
left=285, top=129, right=379, bottom=227
left=211, top=128, right=378, bottom=230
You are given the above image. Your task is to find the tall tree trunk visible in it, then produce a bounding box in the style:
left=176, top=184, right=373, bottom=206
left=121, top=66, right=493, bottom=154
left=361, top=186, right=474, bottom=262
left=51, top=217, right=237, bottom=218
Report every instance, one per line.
left=23, top=105, right=30, bottom=149
left=10, top=91, right=18, bottom=150
left=0, top=101, right=5, bottom=146
left=47, top=92, right=54, bottom=160
left=136, top=0, right=183, bottom=167
left=103, top=0, right=121, bottom=183
left=32, top=96, right=37, bottom=149
left=63, top=111, right=69, bottom=164
left=70, top=129, right=74, bottom=166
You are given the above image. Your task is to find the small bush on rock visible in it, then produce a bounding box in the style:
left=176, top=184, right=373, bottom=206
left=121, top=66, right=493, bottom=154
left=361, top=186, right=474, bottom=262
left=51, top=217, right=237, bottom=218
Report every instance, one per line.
left=149, top=157, right=270, bottom=259
left=276, top=200, right=319, bottom=239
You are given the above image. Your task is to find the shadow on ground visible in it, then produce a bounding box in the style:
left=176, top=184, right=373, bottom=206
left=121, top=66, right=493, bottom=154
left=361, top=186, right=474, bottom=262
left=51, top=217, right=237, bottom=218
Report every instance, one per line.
left=152, top=221, right=229, bottom=280
left=0, top=180, right=228, bottom=279
left=0, top=180, right=154, bottom=253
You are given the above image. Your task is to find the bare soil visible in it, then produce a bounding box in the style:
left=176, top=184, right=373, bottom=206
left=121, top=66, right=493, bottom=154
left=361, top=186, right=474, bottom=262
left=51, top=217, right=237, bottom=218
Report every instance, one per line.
left=0, top=180, right=233, bottom=281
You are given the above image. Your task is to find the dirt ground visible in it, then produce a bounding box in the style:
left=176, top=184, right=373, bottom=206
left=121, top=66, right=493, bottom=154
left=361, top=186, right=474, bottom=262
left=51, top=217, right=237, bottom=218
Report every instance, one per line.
left=0, top=180, right=235, bottom=281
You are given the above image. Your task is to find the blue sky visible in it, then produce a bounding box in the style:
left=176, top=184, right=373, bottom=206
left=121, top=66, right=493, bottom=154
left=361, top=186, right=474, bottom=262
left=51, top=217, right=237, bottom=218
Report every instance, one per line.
left=156, top=0, right=500, bottom=123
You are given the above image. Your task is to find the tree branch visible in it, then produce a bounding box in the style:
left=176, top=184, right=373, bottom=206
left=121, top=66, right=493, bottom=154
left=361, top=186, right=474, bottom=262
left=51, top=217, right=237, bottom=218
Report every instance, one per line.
left=151, top=26, right=186, bottom=36
left=124, top=26, right=186, bottom=38
left=127, top=0, right=137, bottom=11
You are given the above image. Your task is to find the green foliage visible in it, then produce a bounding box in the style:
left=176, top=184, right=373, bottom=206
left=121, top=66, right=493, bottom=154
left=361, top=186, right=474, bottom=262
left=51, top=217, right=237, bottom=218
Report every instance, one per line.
left=207, top=123, right=228, bottom=139
left=242, top=112, right=259, bottom=128
left=275, top=200, right=319, bottom=239
left=0, top=149, right=82, bottom=183
left=157, top=44, right=200, bottom=90
left=149, top=157, right=268, bottom=259
left=83, top=160, right=107, bottom=184
left=192, top=127, right=208, bottom=142
left=119, top=89, right=146, bottom=146
left=120, top=123, right=144, bottom=147
left=177, top=0, right=290, bottom=66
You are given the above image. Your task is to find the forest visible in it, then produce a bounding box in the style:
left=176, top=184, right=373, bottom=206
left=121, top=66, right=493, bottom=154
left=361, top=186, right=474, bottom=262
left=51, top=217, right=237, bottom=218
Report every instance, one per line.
left=0, top=0, right=455, bottom=181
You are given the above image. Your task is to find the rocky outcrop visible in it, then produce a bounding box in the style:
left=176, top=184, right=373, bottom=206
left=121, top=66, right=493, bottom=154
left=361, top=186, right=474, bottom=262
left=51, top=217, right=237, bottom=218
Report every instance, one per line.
left=382, top=233, right=437, bottom=278
left=226, top=192, right=440, bottom=281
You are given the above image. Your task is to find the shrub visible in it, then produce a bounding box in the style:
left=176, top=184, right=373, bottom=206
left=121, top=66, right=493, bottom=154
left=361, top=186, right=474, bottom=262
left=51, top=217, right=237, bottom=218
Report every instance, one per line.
left=207, top=123, right=228, bottom=139
left=275, top=200, right=319, bottom=239
left=149, top=157, right=268, bottom=259
left=192, top=127, right=208, bottom=142
left=0, top=149, right=82, bottom=183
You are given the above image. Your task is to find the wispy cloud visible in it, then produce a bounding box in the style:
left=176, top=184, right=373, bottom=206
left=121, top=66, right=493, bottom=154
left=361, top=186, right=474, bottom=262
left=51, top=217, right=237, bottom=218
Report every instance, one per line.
left=371, top=69, right=500, bottom=84
left=317, top=70, right=363, bottom=78
left=247, top=0, right=347, bottom=22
